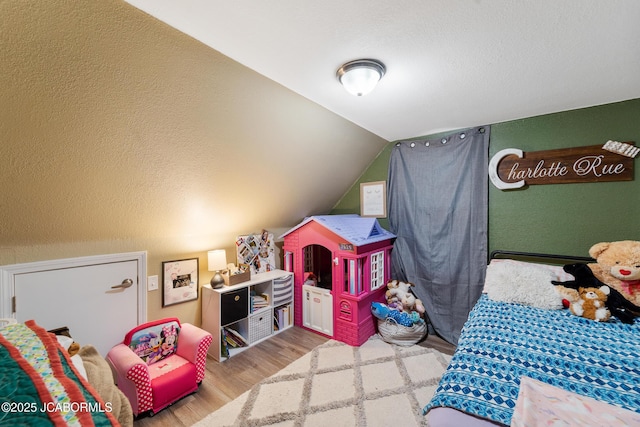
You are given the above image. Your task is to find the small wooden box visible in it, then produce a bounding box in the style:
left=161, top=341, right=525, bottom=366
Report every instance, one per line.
left=224, top=270, right=251, bottom=286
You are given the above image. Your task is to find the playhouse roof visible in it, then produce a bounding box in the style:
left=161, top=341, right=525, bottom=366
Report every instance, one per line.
left=280, top=214, right=396, bottom=246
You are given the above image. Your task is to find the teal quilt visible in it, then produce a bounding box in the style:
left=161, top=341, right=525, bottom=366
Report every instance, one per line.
left=424, top=295, right=640, bottom=425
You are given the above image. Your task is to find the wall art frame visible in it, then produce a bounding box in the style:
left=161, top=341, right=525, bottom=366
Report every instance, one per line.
left=360, top=180, right=387, bottom=218
left=162, top=257, right=199, bottom=307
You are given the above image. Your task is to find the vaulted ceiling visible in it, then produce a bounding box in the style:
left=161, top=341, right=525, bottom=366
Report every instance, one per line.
left=126, top=0, right=640, bottom=142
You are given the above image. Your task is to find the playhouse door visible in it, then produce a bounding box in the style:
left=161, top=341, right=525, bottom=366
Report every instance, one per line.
left=302, top=284, right=333, bottom=336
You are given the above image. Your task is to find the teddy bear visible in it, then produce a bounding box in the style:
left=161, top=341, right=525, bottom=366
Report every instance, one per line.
left=588, top=241, right=640, bottom=307
left=385, top=280, right=426, bottom=315
left=552, top=263, right=640, bottom=323
left=569, top=285, right=611, bottom=322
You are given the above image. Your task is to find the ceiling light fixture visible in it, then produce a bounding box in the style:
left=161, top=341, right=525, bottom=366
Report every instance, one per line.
left=336, top=59, right=386, bottom=96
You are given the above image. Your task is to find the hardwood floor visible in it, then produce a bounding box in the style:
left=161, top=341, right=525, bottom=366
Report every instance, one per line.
left=133, top=326, right=456, bottom=427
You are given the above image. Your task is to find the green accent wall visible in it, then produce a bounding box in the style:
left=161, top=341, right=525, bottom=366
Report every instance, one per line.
left=332, top=98, right=640, bottom=257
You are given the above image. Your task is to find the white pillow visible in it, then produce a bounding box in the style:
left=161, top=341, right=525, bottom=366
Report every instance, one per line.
left=484, top=260, right=565, bottom=309
left=71, top=354, right=88, bottom=380
left=56, top=334, right=74, bottom=350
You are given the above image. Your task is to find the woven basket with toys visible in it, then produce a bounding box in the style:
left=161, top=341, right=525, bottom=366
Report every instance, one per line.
left=371, top=280, right=428, bottom=346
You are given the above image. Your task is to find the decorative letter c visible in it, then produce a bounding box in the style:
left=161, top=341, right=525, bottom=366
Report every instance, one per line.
left=489, top=148, right=525, bottom=189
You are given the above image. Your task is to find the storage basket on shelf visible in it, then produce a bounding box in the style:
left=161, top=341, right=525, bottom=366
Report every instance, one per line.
left=249, top=311, right=273, bottom=343
left=377, top=317, right=428, bottom=346
left=272, top=276, right=293, bottom=306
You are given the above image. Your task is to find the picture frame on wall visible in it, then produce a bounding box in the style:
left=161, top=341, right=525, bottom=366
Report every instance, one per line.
left=162, top=258, right=199, bottom=307
left=360, top=181, right=387, bottom=218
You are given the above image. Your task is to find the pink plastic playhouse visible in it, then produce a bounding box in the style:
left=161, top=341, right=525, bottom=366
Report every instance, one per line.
left=280, top=214, right=396, bottom=346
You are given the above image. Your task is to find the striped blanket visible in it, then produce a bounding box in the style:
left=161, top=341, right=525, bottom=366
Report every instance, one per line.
left=0, top=320, right=118, bottom=426
left=423, top=295, right=640, bottom=425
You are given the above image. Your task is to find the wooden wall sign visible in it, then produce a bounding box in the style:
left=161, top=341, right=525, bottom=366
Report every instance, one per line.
left=489, top=143, right=635, bottom=189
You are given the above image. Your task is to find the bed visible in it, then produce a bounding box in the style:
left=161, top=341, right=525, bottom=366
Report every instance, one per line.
left=0, top=319, right=133, bottom=426
left=423, top=251, right=640, bottom=427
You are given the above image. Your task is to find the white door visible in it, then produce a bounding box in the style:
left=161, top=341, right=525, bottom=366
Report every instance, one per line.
left=302, top=284, right=333, bottom=336
left=1, top=252, right=146, bottom=356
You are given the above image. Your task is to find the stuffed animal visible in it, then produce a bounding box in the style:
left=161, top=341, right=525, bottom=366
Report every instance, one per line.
left=371, top=302, right=423, bottom=327
left=569, top=285, right=611, bottom=322
left=552, top=263, right=640, bottom=323
left=67, top=341, right=81, bottom=357
left=553, top=284, right=580, bottom=309
left=385, top=280, right=426, bottom=315
left=384, top=281, right=405, bottom=311
left=588, top=241, right=640, bottom=307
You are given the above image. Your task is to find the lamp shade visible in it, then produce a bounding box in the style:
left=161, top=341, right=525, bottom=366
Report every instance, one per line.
left=207, top=250, right=227, bottom=272
left=337, top=59, right=386, bottom=96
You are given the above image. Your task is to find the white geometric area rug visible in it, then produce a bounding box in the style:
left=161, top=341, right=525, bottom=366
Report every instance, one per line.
left=194, top=335, right=452, bottom=427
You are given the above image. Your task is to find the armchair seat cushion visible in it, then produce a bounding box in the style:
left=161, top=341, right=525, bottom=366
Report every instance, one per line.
left=149, top=355, right=197, bottom=411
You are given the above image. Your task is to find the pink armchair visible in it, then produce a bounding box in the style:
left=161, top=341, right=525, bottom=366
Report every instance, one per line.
left=106, top=318, right=213, bottom=417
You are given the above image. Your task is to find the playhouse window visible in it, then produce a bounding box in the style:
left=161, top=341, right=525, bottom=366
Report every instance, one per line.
left=303, top=246, right=314, bottom=273
left=370, top=251, right=385, bottom=290
left=343, top=258, right=363, bottom=295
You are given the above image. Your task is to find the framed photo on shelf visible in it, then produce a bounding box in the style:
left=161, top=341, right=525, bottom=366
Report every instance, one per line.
left=162, top=258, right=199, bottom=307
left=360, top=181, right=387, bottom=218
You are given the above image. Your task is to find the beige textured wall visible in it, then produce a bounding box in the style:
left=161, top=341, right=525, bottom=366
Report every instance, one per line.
left=0, top=1, right=387, bottom=325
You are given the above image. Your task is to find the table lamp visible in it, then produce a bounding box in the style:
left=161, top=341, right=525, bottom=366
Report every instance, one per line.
left=208, top=250, right=227, bottom=289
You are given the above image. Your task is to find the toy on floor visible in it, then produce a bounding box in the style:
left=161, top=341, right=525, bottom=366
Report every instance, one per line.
left=281, top=214, right=396, bottom=346
left=371, top=302, right=424, bottom=327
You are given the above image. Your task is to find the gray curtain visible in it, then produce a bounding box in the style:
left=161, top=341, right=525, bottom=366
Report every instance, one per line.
left=388, top=126, right=490, bottom=345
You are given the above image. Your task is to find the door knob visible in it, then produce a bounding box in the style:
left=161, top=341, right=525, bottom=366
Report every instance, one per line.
left=111, top=278, right=134, bottom=289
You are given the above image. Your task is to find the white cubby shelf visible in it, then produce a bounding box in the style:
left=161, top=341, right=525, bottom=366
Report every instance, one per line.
left=201, top=270, right=294, bottom=361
